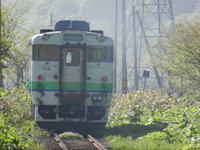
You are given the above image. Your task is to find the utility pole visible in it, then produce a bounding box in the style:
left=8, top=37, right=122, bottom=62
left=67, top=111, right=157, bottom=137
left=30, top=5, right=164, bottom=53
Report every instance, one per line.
left=132, top=6, right=139, bottom=91
left=114, top=0, right=118, bottom=93
left=121, top=0, right=128, bottom=94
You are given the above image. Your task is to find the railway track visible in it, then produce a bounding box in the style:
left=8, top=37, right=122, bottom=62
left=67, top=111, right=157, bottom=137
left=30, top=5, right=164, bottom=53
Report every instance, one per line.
left=35, top=133, right=111, bottom=150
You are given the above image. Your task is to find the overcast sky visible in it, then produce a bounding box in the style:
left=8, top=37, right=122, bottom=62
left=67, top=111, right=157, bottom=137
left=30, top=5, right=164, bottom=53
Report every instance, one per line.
left=87, top=0, right=199, bottom=37
left=173, top=0, right=198, bottom=16
left=2, top=0, right=199, bottom=37
left=78, top=0, right=199, bottom=37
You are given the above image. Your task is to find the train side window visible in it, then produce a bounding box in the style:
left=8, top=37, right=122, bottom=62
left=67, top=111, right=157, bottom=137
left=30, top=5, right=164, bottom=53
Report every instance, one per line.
left=65, top=50, right=80, bottom=66
left=33, top=45, right=59, bottom=61
left=87, top=46, right=113, bottom=62
left=32, top=45, right=36, bottom=60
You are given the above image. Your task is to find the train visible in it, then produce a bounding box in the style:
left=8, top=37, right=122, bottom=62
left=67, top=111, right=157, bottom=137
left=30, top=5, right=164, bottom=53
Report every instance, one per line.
left=29, top=20, right=114, bottom=132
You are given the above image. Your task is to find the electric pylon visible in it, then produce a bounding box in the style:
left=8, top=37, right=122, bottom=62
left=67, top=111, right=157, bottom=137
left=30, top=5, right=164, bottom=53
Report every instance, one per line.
left=131, top=0, right=174, bottom=91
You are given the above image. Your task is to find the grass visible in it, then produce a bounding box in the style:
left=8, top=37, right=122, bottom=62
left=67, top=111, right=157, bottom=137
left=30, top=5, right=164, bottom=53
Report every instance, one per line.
left=105, top=135, right=179, bottom=150
left=59, top=132, right=84, bottom=140
left=33, top=145, right=45, bottom=150
left=31, top=127, right=51, bottom=137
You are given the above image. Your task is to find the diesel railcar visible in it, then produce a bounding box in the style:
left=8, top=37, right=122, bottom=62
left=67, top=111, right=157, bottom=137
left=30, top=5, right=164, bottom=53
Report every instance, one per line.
left=29, top=20, right=113, bottom=131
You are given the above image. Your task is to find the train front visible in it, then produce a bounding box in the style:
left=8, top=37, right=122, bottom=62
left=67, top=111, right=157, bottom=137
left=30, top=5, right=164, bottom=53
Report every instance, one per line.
left=30, top=20, right=114, bottom=131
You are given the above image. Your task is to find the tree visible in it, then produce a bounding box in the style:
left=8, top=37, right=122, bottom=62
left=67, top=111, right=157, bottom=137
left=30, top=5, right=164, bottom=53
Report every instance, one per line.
left=151, top=22, right=200, bottom=94
left=5, top=40, right=31, bottom=86
left=0, top=1, right=31, bottom=87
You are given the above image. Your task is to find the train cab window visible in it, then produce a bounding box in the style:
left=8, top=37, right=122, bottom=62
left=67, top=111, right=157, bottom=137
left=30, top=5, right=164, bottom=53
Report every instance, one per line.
left=87, top=46, right=113, bottom=62
left=65, top=50, right=80, bottom=66
left=33, top=45, right=59, bottom=61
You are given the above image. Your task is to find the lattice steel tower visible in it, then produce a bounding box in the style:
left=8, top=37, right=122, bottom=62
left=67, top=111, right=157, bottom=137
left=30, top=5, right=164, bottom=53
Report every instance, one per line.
left=130, top=0, right=174, bottom=91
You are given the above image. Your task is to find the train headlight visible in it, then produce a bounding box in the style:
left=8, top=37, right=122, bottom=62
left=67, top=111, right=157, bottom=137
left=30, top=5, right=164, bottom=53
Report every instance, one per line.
left=92, top=94, right=103, bottom=102
left=96, top=34, right=104, bottom=42
left=97, top=95, right=103, bottom=102
left=41, top=34, right=49, bottom=41
left=92, top=95, right=98, bottom=101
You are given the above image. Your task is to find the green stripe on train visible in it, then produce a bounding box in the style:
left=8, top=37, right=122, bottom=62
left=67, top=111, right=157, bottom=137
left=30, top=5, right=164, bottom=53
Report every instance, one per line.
left=30, top=82, right=113, bottom=91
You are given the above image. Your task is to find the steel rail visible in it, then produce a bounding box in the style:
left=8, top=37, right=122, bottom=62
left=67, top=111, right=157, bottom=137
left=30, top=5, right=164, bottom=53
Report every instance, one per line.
left=54, top=134, right=68, bottom=150
left=87, top=135, right=107, bottom=150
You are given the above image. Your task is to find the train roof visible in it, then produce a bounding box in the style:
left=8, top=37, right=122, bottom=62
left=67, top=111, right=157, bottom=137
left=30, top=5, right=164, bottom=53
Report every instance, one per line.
left=30, top=30, right=113, bottom=46
left=41, top=20, right=103, bottom=35
left=29, top=20, right=113, bottom=46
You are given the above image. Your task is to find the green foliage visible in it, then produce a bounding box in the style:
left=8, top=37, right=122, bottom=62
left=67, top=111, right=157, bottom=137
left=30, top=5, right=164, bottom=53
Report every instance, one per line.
left=135, top=131, right=170, bottom=143
left=179, top=144, right=200, bottom=150
left=108, top=91, right=171, bottom=127
left=31, top=127, right=51, bottom=137
left=0, top=84, right=32, bottom=122
left=1, top=0, right=32, bottom=87
left=151, top=21, right=200, bottom=93
left=0, top=85, right=36, bottom=149
left=106, top=136, right=136, bottom=150
left=33, top=145, right=45, bottom=150
left=59, top=132, right=84, bottom=140
left=108, top=91, right=200, bottom=149
left=106, top=135, right=178, bottom=150
left=1, top=0, right=30, bottom=60
left=0, top=114, right=35, bottom=149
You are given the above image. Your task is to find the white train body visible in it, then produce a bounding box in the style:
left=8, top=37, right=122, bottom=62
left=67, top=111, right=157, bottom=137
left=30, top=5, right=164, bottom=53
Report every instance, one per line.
left=30, top=20, right=113, bottom=130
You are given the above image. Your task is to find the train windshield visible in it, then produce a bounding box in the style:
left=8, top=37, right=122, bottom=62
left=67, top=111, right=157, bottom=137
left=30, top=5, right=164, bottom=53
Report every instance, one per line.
left=65, top=50, right=80, bottom=66
left=32, top=45, right=59, bottom=61
left=87, top=46, right=113, bottom=62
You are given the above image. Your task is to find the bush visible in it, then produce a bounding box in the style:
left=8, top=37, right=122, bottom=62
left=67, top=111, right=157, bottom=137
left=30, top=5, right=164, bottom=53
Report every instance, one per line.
left=0, top=114, right=35, bottom=149
left=0, top=85, right=35, bottom=149
left=108, top=91, right=200, bottom=148
left=0, top=84, right=32, bottom=123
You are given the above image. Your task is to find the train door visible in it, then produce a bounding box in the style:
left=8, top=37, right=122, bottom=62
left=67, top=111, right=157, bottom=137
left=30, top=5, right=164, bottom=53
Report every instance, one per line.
left=60, top=47, right=86, bottom=105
